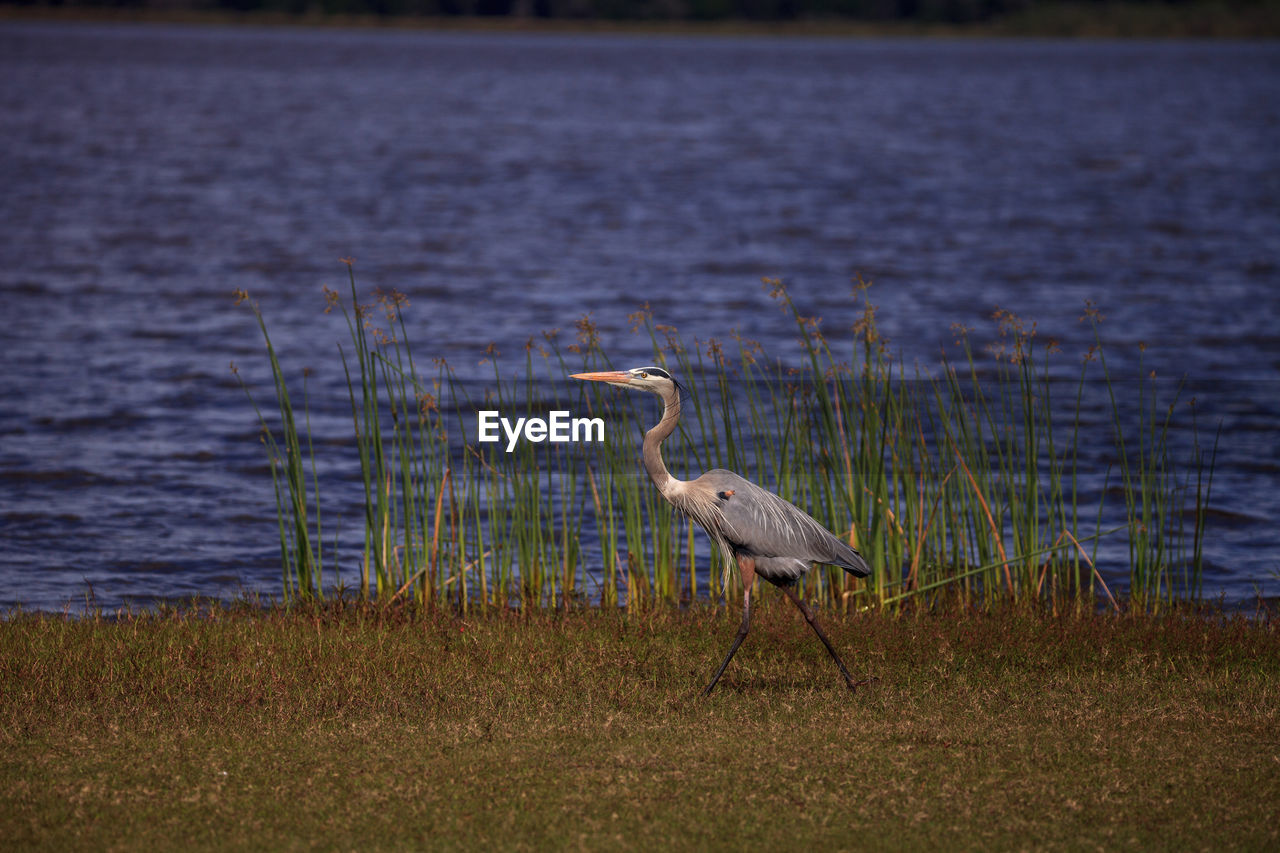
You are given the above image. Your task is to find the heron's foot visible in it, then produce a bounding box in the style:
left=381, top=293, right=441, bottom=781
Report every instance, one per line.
left=845, top=675, right=880, bottom=692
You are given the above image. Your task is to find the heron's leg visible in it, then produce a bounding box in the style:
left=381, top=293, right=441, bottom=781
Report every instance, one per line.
left=781, top=585, right=876, bottom=691
left=702, top=556, right=755, bottom=697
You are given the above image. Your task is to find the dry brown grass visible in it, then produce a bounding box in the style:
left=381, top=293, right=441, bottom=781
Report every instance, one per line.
left=2, top=602, right=1277, bottom=850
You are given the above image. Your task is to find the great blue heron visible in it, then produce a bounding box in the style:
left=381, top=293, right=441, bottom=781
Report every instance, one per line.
left=573, top=366, right=875, bottom=696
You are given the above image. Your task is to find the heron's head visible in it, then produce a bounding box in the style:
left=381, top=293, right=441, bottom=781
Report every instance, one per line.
left=571, top=366, right=676, bottom=396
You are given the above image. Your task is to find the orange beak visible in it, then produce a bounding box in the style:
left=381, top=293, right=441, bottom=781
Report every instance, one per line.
left=571, top=371, right=631, bottom=384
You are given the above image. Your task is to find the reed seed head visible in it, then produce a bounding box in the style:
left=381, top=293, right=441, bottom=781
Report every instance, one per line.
left=1080, top=300, right=1105, bottom=323
left=627, top=303, right=652, bottom=333
left=322, top=286, right=340, bottom=315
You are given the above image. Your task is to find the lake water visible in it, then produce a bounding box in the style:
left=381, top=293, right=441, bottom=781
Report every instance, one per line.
left=1, top=22, right=1278, bottom=611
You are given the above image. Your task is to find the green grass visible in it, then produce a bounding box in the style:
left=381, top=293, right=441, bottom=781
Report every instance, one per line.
left=2, top=604, right=1277, bottom=849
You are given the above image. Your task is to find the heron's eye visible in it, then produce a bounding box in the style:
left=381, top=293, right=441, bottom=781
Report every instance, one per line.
left=638, top=371, right=648, bottom=378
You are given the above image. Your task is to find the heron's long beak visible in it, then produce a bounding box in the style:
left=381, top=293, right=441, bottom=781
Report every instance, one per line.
left=571, top=371, right=631, bottom=384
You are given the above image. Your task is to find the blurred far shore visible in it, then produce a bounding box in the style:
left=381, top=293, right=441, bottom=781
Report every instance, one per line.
left=3, top=1, right=1278, bottom=39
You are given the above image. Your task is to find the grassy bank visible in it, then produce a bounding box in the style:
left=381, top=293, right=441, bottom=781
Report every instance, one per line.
left=2, top=604, right=1277, bottom=849
left=3, top=3, right=1278, bottom=38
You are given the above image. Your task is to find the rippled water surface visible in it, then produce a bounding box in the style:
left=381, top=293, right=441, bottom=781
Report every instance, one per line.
left=2, top=23, right=1278, bottom=610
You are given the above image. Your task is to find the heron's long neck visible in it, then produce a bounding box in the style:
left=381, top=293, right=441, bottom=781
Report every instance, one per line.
left=642, top=388, right=684, bottom=498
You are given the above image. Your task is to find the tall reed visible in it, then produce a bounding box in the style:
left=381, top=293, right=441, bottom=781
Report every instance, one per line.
left=232, top=289, right=323, bottom=602
left=237, top=270, right=1215, bottom=613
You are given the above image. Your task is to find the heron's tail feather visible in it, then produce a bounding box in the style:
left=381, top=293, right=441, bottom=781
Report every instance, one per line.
left=832, top=543, right=872, bottom=578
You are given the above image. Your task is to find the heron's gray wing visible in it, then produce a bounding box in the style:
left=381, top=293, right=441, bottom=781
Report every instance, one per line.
left=695, top=470, right=871, bottom=578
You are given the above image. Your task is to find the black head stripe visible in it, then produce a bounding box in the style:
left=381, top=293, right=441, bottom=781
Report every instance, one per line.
left=635, top=366, right=671, bottom=379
